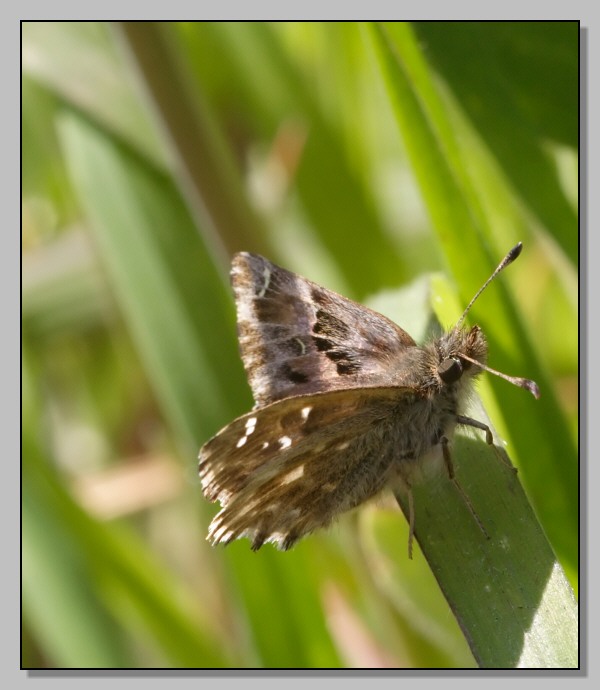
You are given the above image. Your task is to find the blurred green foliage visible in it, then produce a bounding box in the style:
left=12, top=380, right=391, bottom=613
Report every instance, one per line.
left=22, top=21, right=578, bottom=668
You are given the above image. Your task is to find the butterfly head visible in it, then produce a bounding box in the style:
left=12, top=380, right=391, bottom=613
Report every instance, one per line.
left=435, top=325, right=488, bottom=387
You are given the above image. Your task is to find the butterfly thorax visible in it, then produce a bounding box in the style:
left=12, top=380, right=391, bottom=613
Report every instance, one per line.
left=371, top=325, right=488, bottom=465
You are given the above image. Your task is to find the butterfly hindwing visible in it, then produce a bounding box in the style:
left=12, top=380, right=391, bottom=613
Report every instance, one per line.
left=199, top=386, right=412, bottom=550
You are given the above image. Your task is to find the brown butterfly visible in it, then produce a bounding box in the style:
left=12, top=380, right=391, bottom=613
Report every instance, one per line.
left=199, top=244, right=539, bottom=556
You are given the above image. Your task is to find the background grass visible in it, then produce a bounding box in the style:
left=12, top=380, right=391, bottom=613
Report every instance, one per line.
left=22, top=21, right=578, bottom=668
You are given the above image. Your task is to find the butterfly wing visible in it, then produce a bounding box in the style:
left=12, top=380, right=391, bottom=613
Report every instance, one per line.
left=199, top=386, right=413, bottom=550
left=232, top=253, right=418, bottom=406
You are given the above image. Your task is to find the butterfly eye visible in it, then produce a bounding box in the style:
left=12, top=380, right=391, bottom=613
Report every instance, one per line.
left=438, top=357, right=463, bottom=384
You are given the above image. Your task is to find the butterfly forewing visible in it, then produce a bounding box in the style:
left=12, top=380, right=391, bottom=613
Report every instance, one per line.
left=199, top=386, right=412, bottom=550
left=232, top=252, right=417, bottom=406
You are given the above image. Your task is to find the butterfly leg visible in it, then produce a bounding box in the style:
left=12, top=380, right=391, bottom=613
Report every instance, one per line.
left=407, top=485, right=415, bottom=560
left=455, top=415, right=493, bottom=445
left=455, top=415, right=517, bottom=474
left=440, top=436, right=489, bottom=540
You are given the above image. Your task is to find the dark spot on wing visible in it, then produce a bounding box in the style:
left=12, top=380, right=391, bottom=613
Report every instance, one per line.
left=255, top=294, right=303, bottom=325
left=313, top=336, right=334, bottom=351
left=335, top=361, right=360, bottom=375
left=310, top=309, right=364, bottom=376
left=313, top=309, right=349, bottom=338
left=251, top=530, right=267, bottom=551
left=281, top=532, right=299, bottom=550
left=310, top=287, right=327, bottom=305
left=281, top=363, right=309, bottom=384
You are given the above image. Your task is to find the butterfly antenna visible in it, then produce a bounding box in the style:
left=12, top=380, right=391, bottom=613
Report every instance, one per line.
left=455, top=242, right=523, bottom=330
left=453, top=242, right=540, bottom=399
left=457, top=351, right=540, bottom=399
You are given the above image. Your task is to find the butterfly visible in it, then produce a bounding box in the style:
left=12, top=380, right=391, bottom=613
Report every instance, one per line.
left=198, top=245, right=539, bottom=557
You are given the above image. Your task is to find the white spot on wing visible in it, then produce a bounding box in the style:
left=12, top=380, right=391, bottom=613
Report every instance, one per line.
left=280, top=465, right=304, bottom=485
left=212, top=523, right=233, bottom=543
left=216, top=489, right=232, bottom=506
left=237, top=300, right=254, bottom=324
left=257, top=266, right=271, bottom=297
left=267, top=532, right=285, bottom=547
left=301, top=406, right=312, bottom=420
left=200, top=469, right=215, bottom=486
left=207, top=513, right=224, bottom=539
left=236, top=417, right=259, bottom=449
left=279, top=436, right=292, bottom=449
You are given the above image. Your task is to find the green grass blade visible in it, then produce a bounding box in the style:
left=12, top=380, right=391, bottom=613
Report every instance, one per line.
left=22, top=21, right=169, bottom=168
left=412, top=21, right=578, bottom=266
left=369, top=21, right=577, bottom=575
left=176, top=21, right=407, bottom=296
left=367, top=275, right=578, bottom=668
left=114, top=22, right=272, bottom=261
left=57, top=110, right=343, bottom=668
left=58, top=111, right=247, bottom=448
left=22, top=350, right=230, bottom=668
